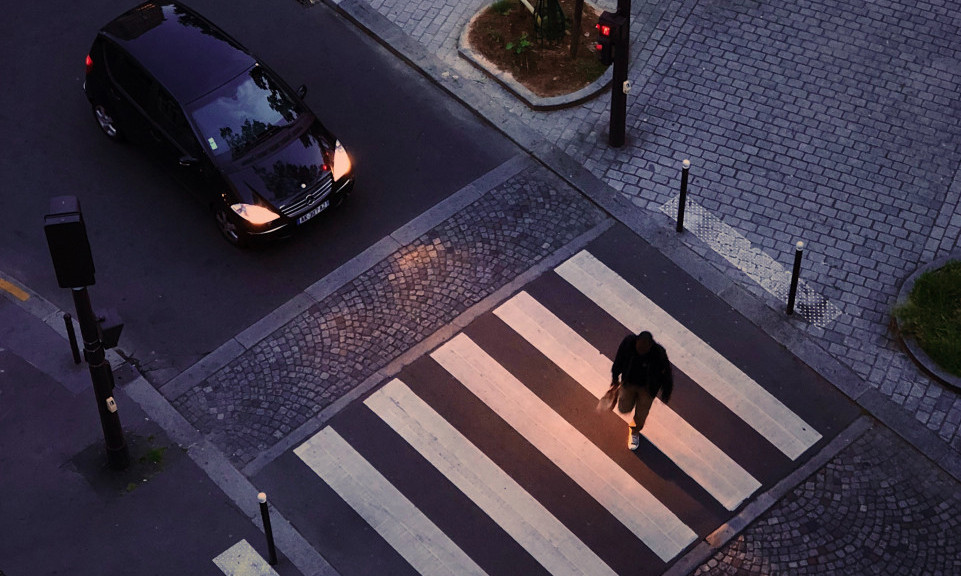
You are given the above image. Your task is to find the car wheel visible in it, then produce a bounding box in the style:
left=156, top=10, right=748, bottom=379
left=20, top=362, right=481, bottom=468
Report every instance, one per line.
left=92, top=104, right=122, bottom=141
left=214, top=206, right=248, bottom=248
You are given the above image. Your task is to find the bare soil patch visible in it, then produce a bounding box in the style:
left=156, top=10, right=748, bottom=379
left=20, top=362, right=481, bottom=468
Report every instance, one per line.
left=466, top=0, right=608, bottom=98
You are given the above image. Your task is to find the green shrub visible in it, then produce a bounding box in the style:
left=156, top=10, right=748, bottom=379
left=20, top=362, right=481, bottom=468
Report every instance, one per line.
left=895, top=260, right=961, bottom=376
left=506, top=32, right=532, bottom=55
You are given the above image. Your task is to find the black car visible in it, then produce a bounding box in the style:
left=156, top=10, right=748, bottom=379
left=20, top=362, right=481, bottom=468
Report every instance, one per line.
left=84, top=2, right=354, bottom=246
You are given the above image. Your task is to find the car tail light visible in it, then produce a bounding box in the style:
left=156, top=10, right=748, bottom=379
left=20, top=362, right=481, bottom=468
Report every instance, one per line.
left=85, top=54, right=93, bottom=75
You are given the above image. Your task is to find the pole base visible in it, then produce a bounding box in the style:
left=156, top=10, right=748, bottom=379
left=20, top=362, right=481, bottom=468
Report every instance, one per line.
left=106, top=443, right=130, bottom=470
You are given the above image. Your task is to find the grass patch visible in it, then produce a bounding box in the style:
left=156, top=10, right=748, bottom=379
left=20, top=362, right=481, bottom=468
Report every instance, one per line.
left=895, top=260, right=961, bottom=377
left=141, top=446, right=168, bottom=465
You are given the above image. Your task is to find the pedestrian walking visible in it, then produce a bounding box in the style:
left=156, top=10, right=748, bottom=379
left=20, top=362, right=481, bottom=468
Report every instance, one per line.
left=608, top=331, right=673, bottom=450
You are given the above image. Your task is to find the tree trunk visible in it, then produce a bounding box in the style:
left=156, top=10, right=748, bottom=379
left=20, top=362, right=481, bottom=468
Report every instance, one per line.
left=570, top=0, right=584, bottom=58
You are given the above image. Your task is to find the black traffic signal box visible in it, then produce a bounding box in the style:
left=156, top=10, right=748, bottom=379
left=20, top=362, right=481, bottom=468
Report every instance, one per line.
left=44, top=196, right=96, bottom=288
left=595, top=11, right=625, bottom=66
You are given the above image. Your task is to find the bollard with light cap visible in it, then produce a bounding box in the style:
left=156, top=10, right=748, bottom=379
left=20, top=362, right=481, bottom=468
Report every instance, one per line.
left=676, top=159, right=691, bottom=232
left=258, top=492, right=278, bottom=565
left=787, top=241, right=805, bottom=315
left=44, top=196, right=129, bottom=470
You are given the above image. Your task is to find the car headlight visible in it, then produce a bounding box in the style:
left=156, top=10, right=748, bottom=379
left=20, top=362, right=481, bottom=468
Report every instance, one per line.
left=332, top=140, right=351, bottom=181
left=231, top=203, right=280, bottom=225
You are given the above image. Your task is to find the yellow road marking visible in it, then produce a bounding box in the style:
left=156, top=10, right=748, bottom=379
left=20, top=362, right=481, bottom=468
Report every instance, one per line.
left=0, top=279, right=29, bottom=302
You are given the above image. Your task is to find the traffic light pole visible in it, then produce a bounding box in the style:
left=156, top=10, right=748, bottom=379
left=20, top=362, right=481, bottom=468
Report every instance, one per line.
left=72, top=286, right=129, bottom=470
left=44, top=196, right=129, bottom=471
left=609, top=0, right=630, bottom=147
left=608, top=0, right=631, bottom=147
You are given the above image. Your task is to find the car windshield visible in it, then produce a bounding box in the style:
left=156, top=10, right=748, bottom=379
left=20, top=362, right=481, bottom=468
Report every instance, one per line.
left=189, top=65, right=301, bottom=158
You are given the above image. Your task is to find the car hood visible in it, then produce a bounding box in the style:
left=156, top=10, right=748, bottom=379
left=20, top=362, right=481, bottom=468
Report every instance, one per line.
left=227, top=120, right=334, bottom=208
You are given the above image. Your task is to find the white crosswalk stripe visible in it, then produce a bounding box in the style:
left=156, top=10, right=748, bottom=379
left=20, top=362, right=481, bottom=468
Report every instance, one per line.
left=431, top=333, right=698, bottom=562
left=367, top=379, right=618, bottom=576
left=494, top=291, right=762, bottom=511
left=295, top=249, right=824, bottom=575
left=294, top=427, right=489, bottom=576
left=556, top=250, right=822, bottom=460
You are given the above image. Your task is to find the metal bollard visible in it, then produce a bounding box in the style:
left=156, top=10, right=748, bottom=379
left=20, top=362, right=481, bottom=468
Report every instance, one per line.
left=676, top=159, right=690, bottom=233
left=64, top=313, right=81, bottom=364
left=258, top=492, right=278, bottom=565
left=786, top=241, right=804, bottom=315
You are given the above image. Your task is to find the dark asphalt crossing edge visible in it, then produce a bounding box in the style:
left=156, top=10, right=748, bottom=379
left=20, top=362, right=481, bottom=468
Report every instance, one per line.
left=663, top=415, right=875, bottom=576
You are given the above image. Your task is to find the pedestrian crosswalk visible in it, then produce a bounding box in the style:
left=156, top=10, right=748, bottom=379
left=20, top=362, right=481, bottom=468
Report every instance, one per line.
left=493, top=290, right=761, bottom=511
left=556, top=251, right=822, bottom=460
left=297, top=426, right=489, bottom=576
left=370, top=379, right=617, bottom=576
left=293, top=249, right=826, bottom=575
left=433, top=333, right=698, bottom=562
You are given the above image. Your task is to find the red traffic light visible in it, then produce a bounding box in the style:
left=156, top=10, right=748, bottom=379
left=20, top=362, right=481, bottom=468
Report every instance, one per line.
left=595, top=11, right=620, bottom=66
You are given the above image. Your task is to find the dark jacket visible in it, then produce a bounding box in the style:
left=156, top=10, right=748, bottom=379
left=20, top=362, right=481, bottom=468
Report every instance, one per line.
left=611, top=334, right=673, bottom=403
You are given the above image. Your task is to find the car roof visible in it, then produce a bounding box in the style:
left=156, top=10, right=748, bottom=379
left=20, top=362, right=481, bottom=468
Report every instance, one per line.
left=101, top=2, right=256, bottom=103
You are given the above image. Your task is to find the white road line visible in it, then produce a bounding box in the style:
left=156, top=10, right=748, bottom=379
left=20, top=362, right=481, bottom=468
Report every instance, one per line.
left=494, top=291, right=761, bottom=510
left=556, top=251, right=821, bottom=460
left=367, top=379, right=618, bottom=576
left=431, top=334, right=696, bottom=562
left=295, top=428, right=489, bottom=576
left=213, top=539, right=279, bottom=576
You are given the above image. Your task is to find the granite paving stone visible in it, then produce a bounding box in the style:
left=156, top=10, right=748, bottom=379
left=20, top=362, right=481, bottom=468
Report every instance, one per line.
left=693, top=425, right=961, bottom=575
left=461, top=0, right=961, bottom=450
left=171, top=164, right=606, bottom=465
left=319, top=0, right=961, bottom=571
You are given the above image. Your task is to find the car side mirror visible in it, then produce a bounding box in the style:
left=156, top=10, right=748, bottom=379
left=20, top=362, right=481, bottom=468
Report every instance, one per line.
left=297, top=84, right=308, bottom=98
left=179, top=155, right=199, bottom=167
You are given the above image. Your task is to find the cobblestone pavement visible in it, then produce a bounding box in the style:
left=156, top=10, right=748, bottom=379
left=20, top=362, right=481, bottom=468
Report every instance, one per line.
left=315, top=0, right=961, bottom=572
left=148, top=0, right=961, bottom=572
left=342, top=0, right=961, bottom=456
left=171, top=161, right=607, bottom=466
left=693, top=423, right=961, bottom=575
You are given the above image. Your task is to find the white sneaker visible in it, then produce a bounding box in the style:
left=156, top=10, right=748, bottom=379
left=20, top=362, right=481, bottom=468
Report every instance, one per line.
left=628, top=429, right=640, bottom=451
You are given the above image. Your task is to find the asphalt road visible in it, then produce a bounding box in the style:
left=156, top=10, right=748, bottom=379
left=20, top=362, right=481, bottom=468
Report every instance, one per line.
left=0, top=0, right=517, bottom=382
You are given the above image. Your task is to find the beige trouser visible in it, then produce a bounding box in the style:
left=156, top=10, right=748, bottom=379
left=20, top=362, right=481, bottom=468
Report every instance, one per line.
left=617, top=384, right=655, bottom=431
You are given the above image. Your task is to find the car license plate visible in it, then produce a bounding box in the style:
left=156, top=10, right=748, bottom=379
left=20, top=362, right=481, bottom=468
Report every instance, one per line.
left=297, top=200, right=329, bottom=225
